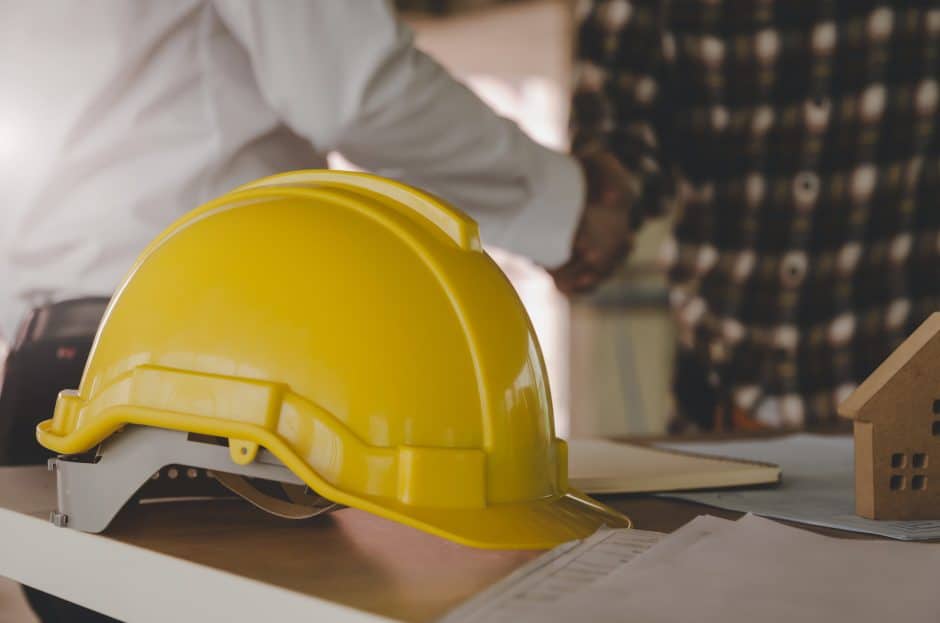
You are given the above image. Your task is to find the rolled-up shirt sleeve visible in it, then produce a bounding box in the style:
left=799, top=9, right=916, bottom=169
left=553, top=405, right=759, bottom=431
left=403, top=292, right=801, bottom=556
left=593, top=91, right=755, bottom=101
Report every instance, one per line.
left=213, top=0, right=583, bottom=267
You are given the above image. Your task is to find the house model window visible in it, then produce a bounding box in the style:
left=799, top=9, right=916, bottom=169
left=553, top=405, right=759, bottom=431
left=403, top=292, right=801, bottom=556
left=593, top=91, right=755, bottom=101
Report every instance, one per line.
left=838, top=313, right=940, bottom=520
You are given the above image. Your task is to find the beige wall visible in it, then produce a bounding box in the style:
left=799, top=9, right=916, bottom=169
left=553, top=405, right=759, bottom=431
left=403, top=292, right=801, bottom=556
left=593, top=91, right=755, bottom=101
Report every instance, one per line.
left=569, top=217, right=676, bottom=437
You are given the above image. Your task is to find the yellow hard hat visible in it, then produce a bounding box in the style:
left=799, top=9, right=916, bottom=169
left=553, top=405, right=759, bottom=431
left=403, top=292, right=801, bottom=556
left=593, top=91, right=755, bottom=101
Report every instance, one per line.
left=37, top=170, right=629, bottom=549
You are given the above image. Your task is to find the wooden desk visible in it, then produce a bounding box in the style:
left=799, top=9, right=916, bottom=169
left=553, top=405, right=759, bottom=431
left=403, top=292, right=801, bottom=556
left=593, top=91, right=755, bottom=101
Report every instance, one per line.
left=0, top=463, right=865, bottom=623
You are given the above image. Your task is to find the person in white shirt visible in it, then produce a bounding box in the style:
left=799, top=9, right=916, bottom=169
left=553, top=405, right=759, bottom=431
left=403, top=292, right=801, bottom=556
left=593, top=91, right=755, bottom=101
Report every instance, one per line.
left=0, top=0, right=632, bottom=347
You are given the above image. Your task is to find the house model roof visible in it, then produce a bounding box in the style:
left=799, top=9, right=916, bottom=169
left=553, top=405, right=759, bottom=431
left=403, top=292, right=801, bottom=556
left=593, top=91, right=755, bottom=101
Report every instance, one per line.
left=838, top=312, right=940, bottom=420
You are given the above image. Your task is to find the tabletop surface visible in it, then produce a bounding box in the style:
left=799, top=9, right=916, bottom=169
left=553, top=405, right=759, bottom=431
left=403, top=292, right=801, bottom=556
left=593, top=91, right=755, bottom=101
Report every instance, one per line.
left=0, top=436, right=872, bottom=623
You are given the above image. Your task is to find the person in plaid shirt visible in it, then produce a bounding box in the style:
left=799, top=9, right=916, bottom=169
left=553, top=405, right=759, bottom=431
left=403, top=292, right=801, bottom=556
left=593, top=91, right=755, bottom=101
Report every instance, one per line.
left=552, top=0, right=940, bottom=431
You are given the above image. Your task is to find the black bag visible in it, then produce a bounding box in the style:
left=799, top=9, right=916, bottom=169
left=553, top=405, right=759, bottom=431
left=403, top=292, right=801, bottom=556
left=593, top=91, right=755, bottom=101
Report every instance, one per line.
left=0, top=297, right=109, bottom=465
left=0, top=297, right=120, bottom=623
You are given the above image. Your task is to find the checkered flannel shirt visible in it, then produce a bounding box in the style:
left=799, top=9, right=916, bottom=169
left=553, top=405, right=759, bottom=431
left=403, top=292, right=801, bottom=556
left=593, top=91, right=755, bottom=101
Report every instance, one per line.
left=572, top=0, right=940, bottom=428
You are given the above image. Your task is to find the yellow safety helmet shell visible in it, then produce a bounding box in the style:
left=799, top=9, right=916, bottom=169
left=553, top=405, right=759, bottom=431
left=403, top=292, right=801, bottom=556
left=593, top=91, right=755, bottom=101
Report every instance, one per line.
left=37, top=170, right=629, bottom=549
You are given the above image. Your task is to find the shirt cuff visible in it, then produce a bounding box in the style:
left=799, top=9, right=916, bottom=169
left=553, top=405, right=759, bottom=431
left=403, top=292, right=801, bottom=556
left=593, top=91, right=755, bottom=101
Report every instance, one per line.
left=487, top=148, right=585, bottom=269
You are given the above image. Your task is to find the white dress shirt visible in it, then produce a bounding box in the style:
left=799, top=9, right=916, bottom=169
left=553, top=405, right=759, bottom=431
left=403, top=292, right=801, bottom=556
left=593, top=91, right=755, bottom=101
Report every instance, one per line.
left=0, top=0, right=583, bottom=342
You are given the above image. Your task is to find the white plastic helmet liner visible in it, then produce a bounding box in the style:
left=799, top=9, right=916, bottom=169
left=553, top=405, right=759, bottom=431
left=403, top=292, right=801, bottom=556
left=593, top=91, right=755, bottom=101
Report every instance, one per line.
left=49, top=425, right=338, bottom=532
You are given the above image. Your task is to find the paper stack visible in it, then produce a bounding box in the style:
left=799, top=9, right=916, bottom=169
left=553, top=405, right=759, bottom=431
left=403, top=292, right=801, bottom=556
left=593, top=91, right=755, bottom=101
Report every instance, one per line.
left=546, top=515, right=940, bottom=623
left=441, top=515, right=940, bottom=623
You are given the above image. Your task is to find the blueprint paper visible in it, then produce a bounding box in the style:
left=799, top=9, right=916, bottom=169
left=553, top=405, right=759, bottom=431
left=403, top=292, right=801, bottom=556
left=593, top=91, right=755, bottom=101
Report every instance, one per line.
left=659, top=434, right=940, bottom=540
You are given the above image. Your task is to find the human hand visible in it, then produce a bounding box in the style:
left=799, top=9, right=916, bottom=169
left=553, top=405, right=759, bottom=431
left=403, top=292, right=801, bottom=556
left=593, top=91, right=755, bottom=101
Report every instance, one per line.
left=549, top=151, right=636, bottom=295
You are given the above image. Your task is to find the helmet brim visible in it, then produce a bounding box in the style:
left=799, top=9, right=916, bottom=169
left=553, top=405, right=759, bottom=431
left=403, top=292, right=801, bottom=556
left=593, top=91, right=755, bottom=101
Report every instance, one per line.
left=348, top=487, right=631, bottom=550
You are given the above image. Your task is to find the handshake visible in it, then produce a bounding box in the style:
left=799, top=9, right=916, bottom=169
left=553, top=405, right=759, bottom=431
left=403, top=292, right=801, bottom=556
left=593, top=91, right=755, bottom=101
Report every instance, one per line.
left=549, top=151, right=638, bottom=295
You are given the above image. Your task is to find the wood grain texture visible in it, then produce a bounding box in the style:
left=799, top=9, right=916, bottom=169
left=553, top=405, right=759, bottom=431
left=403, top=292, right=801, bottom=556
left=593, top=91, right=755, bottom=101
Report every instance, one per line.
left=838, top=313, right=940, bottom=519
left=0, top=578, right=37, bottom=623
left=108, top=500, right=539, bottom=623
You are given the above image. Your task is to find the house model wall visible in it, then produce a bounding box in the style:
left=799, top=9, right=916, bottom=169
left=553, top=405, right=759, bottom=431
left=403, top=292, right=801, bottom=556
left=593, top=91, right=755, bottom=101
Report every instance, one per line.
left=838, top=313, right=940, bottom=520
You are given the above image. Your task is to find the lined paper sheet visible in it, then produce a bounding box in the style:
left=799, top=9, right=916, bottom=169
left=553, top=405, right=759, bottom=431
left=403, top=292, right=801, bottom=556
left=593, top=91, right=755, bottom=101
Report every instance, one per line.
left=596, top=515, right=734, bottom=588
left=438, top=528, right=663, bottom=623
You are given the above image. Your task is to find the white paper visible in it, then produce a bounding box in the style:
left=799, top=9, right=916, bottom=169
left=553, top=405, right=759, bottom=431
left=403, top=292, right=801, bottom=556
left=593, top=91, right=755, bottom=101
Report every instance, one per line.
left=438, top=527, right=663, bottom=623
left=659, top=434, right=940, bottom=540
left=548, top=515, right=940, bottom=623
left=595, top=515, right=735, bottom=589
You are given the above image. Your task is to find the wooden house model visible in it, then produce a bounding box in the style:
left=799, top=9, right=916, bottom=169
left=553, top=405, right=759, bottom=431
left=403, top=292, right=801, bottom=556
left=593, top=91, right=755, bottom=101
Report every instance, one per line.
left=838, top=313, right=940, bottom=520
